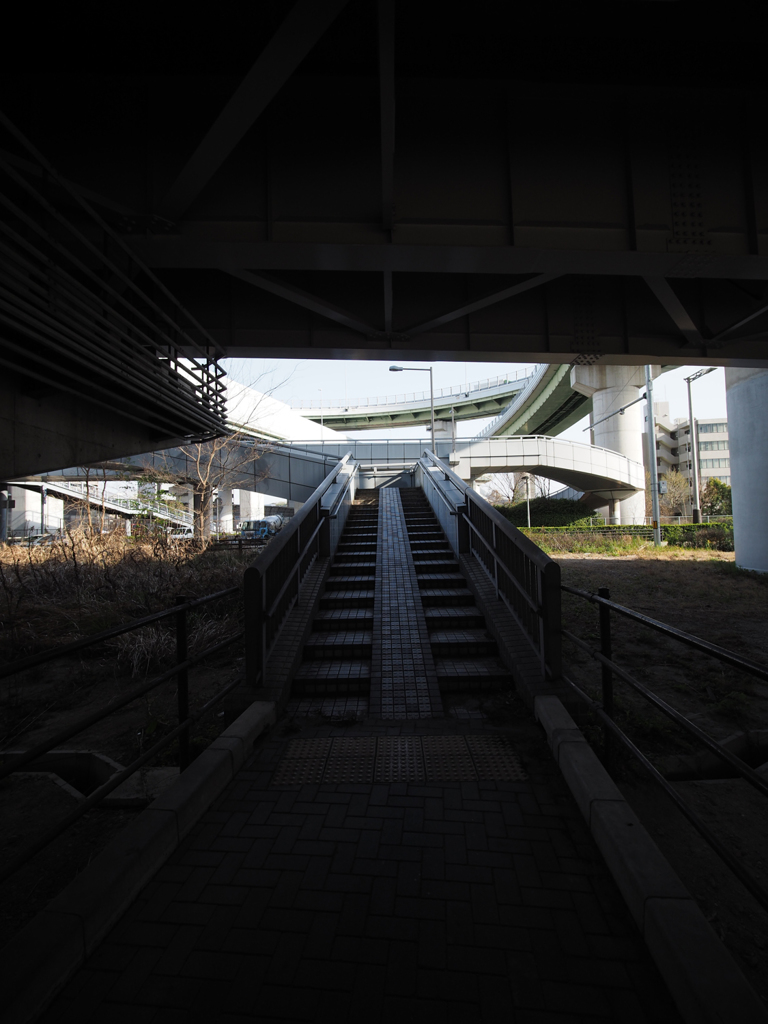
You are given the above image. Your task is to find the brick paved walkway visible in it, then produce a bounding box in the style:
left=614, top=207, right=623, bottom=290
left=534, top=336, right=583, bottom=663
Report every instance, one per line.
left=42, top=716, right=681, bottom=1024
left=371, top=489, right=441, bottom=720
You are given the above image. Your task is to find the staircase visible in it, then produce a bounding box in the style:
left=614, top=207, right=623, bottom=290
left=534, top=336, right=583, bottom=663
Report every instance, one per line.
left=399, top=489, right=512, bottom=694
left=292, top=494, right=378, bottom=698
left=290, top=486, right=511, bottom=717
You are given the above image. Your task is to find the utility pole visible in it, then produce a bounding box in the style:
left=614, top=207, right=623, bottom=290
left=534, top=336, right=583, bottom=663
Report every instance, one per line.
left=684, top=367, right=716, bottom=523
left=645, top=365, right=662, bottom=546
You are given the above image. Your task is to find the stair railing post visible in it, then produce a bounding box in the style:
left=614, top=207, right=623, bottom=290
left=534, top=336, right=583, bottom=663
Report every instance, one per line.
left=261, top=572, right=268, bottom=689
left=492, top=521, right=499, bottom=599
left=598, top=586, right=614, bottom=768
left=175, top=595, right=190, bottom=771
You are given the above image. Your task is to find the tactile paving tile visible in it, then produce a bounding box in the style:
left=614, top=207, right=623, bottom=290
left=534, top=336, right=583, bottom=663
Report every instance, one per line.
left=374, top=737, right=426, bottom=782
left=323, top=736, right=377, bottom=783
left=421, top=735, right=477, bottom=780
left=271, top=757, right=329, bottom=785
left=282, top=737, right=333, bottom=760
left=465, top=734, right=528, bottom=780
left=271, top=734, right=526, bottom=784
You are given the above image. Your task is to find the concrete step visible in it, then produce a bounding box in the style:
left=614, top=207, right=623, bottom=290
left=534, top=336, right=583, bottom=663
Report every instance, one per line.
left=420, top=588, right=475, bottom=607
left=411, top=549, right=452, bottom=560
left=425, top=606, right=486, bottom=629
left=314, top=608, right=374, bottom=629
left=304, top=631, right=373, bottom=659
left=320, top=590, right=375, bottom=608
left=333, top=552, right=375, bottom=562
left=325, top=575, right=376, bottom=590
left=330, top=562, right=376, bottom=574
left=413, top=560, right=459, bottom=573
left=292, top=660, right=371, bottom=694
left=417, top=573, right=466, bottom=588
left=429, top=630, right=497, bottom=657
left=434, top=656, right=512, bottom=692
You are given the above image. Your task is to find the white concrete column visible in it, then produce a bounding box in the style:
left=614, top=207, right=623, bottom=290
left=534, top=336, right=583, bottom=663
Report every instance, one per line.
left=726, top=367, right=768, bottom=572
left=238, top=489, right=264, bottom=523
left=219, top=488, right=233, bottom=533
left=571, top=365, right=657, bottom=525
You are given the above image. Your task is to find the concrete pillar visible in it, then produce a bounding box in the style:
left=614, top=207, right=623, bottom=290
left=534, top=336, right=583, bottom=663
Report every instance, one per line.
left=571, top=365, right=657, bottom=525
left=239, top=490, right=264, bottom=523
left=219, top=488, right=234, bottom=533
left=726, top=367, right=768, bottom=572
left=0, top=482, right=8, bottom=542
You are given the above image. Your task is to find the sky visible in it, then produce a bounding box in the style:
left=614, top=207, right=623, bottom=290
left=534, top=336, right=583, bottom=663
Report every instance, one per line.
left=221, top=356, right=728, bottom=444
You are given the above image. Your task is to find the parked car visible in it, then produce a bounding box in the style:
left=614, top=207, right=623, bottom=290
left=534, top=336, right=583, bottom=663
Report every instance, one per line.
left=168, top=526, right=194, bottom=540
left=239, top=516, right=284, bottom=542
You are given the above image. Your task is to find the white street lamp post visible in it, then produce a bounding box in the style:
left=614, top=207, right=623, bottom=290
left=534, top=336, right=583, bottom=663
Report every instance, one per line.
left=390, top=364, right=435, bottom=454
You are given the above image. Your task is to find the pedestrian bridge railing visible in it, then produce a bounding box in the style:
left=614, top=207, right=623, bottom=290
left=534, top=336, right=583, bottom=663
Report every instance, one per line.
left=416, top=450, right=561, bottom=682
left=244, top=453, right=357, bottom=688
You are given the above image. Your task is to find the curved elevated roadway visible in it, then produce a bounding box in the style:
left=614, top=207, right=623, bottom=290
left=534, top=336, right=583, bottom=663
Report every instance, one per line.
left=293, top=364, right=674, bottom=439
left=290, top=369, right=533, bottom=432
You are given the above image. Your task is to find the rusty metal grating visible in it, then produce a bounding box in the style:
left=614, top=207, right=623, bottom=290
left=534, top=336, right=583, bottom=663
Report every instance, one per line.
left=465, top=735, right=528, bottom=781
left=271, top=735, right=527, bottom=784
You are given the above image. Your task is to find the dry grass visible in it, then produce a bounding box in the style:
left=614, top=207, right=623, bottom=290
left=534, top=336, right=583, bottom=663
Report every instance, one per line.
left=0, top=529, right=249, bottom=666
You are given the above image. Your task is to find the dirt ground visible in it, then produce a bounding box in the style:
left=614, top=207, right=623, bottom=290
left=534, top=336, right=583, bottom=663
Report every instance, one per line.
left=555, top=550, right=768, bottom=1003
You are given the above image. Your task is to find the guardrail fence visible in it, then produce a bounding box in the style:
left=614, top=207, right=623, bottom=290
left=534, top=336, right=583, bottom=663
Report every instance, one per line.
left=244, top=454, right=357, bottom=687
left=0, top=586, right=243, bottom=885
left=561, top=584, right=768, bottom=914
left=416, top=450, right=561, bottom=681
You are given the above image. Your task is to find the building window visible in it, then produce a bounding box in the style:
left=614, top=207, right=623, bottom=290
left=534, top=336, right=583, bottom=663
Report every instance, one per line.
left=700, top=458, right=730, bottom=469
left=700, top=440, right=729, bottom=451
left=699, top=423, right=728, bottom=434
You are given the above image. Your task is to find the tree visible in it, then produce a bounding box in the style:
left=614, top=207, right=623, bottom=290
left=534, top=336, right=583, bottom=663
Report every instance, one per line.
left=142, top=368, right=294, bottom=543
left=700, top=477, right=732, bottom=516
left=659, top=469, right=689, bottom=516
left=484, top=473, right=527, bottom=505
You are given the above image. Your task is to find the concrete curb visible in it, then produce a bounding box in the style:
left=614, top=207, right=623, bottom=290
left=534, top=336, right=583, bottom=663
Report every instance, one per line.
left=2, top=700, right=276, bottom=1024
left=535, top=695, right=768, bottom=1024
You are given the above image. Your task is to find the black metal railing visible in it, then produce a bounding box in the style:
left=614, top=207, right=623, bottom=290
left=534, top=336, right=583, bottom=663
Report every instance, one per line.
left=0, top=586, right=242, bottom=885
left=417, top=450, right=561, bottom=680
left=561, top=584, right=768, bottom=914
left=244, top=454, right=356, bottom=689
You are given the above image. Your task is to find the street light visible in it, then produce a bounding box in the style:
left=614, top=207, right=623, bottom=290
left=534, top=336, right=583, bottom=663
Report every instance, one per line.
left=684, top=366, right=716, bottom=523
left=390, top=364, right=435, bottom=454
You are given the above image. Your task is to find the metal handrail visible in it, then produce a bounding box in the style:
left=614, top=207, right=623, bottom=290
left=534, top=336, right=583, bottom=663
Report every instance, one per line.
left=417, top=449, right=561, bottom=678
left=0, top=583, right=246, bottom=883
left=562, top=671, right=768, bottom=916
left=244, top=454, right=356, bottom=689
left=562, top=585, right=768, bottom=684
left=0, top=635, right=243, bottom=886
left=0, top=585, right=238, bottom=681
left=562, top=585, right=768, bottom=915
